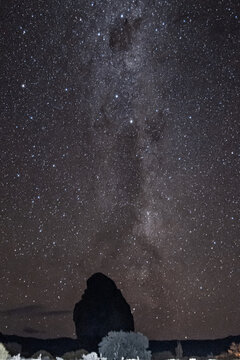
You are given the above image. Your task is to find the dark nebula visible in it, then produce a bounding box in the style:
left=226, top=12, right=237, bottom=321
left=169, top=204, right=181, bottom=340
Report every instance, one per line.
left=0, top=0, right=240, bottom=340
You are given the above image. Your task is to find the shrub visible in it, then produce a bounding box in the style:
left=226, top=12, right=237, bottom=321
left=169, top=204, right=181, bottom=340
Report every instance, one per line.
left=228, top=343, right=240, bottom=358
left=98, top=331, right=151, bottom=360
left=62, top=349, right=88, bottom=360
left=83, top=353, right=101, bottom=360
left=31, top=349, right=54, bottom=359
left=217, top=343, right=240, bottom=359
left=0, top=343, right=9, bottom=360
left=175, top=341, right=183, bottom=358
left=5, top=342, right=22, bottom=356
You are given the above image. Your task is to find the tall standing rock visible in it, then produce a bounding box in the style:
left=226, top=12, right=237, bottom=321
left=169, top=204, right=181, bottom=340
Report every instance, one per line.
left=73, top=273, right=134, bottom=349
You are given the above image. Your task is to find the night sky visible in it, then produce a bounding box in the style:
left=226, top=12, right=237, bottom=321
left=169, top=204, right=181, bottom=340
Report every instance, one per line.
left=1, top=0, right=240, bottom=341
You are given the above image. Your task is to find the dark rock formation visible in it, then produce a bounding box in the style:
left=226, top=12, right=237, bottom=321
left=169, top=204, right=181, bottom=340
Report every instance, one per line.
left=73, top=273, right=134, bottom=349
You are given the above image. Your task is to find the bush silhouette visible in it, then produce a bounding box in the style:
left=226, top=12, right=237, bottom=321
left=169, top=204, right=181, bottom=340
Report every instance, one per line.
left=0, top=343, right=9, bottom=360
left=98, top=331, right=151, bottom=360
left=62, top=349, right=88, bottom=360
left=32, top=349, right=54, bottom=359
left=5, top=342, right=22, bottom=356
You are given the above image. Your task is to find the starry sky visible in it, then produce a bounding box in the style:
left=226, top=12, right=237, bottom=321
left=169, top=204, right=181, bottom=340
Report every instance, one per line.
left=1, top=0, right=240, bottom=341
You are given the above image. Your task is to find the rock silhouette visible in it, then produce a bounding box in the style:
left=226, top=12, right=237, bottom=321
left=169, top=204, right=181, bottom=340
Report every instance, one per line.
left=73, top=273, right=134, bottom=349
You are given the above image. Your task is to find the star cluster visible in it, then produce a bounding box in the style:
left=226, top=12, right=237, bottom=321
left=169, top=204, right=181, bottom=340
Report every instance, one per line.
left=0, top=0, right=240, bottom=340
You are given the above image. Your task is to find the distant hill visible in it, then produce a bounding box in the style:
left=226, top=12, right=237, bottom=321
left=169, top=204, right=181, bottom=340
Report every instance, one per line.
left=0, top=331, right=239, bottom=358
left=149, top=335, right=240, bottom=357
left=0, top=333, right=80, bottom=357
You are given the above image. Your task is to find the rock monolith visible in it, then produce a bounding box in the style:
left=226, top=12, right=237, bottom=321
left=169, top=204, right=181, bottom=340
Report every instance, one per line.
left=73, top=273, right=134, bottom=349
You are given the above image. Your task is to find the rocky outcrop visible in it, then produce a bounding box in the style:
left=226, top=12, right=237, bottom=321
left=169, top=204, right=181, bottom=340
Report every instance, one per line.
left=73, top=273, right=134, bottom=349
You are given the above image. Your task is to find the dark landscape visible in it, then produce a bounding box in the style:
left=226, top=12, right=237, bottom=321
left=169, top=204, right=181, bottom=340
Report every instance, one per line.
left=1, top=332, right=240, bottom=358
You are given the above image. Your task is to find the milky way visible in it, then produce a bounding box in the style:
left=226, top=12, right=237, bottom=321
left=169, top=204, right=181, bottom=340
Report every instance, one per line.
left=1, top=0, right=240, bottom=340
